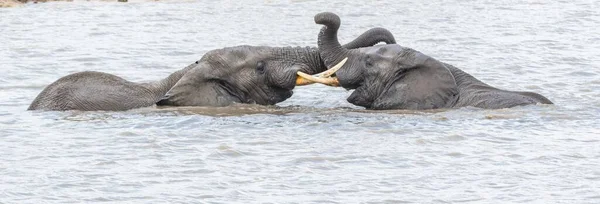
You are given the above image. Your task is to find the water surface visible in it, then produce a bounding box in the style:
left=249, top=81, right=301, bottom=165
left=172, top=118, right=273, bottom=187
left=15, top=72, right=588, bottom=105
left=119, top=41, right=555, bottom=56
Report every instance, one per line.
left=1, top=0, right=599, bottom=203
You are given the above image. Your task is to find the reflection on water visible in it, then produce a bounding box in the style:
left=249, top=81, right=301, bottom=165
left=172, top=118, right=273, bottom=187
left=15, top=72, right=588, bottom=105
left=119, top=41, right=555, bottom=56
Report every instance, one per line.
left=1, top=0, right=600, bottom=203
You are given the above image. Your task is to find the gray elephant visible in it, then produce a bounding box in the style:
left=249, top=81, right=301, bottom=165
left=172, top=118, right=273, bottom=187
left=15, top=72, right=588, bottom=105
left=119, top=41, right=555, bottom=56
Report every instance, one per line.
left=306, top=12, right=552, bottom=110
left=28, top=27, right=396, bottom=111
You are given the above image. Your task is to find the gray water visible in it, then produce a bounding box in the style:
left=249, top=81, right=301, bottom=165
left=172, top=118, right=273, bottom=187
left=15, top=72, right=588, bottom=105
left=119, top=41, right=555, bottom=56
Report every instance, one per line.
left=1, top=0, right=600, bottom=203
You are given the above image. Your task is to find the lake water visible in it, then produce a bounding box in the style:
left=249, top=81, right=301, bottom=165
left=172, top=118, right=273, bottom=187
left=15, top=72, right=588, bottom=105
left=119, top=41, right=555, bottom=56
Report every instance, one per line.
left=1, top=0, right=599, bottom=203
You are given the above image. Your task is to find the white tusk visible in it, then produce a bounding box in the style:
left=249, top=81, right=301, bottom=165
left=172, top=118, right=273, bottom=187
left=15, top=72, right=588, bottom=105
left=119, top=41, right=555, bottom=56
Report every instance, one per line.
left=296, top=71, right=340, bottom=86
left=315, top=57, right=348, bottom=78
left=295, top=57, right=347, bottom=87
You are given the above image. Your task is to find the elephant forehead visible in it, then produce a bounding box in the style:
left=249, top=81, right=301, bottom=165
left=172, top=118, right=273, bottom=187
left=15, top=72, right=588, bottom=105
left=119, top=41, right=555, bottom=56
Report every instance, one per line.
left=365, top=44, right=407, bottom=55
left=204, top=46, right=271, bottom=63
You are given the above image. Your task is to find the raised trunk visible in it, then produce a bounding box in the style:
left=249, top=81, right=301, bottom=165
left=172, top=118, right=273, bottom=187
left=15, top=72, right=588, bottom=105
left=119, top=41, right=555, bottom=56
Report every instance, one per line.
left=342, top=27, right=396, bottom=49
left=315, top=12, right=351, bottom=69
left=315, top=12, right=365, bottom=88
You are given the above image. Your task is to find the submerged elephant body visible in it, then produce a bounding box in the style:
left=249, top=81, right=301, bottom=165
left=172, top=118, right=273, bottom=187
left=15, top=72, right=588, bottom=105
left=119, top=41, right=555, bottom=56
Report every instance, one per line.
left=314, top=12, right=552, bottom=110
left=444, top=63, right=552, bottom=109
left=28, top=27, right=395, bottom=111
left=28, top=67, right=191, bottom=111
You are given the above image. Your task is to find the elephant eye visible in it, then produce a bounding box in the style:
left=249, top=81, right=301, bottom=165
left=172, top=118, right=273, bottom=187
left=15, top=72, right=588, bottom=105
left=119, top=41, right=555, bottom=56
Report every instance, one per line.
left=256, top=61, right=266, bottom=74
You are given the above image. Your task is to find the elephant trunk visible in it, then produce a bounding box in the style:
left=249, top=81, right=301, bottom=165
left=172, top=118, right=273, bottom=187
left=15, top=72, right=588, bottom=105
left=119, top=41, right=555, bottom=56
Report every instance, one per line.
left=315, top=12, right=350, bottom=69
left=342, top=27, right=396, bottom=49
left=315, top=12, right=362, bottom=89
left=265, top=46, right=326, bottom=90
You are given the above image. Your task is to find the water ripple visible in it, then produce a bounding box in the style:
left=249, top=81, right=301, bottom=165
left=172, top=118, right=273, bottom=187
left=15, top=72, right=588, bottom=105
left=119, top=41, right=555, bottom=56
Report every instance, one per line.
left=1, top=0, right=599, bottom=203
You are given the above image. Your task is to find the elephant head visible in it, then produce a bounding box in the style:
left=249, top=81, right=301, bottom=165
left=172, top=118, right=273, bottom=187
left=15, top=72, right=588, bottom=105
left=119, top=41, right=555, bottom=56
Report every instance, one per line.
left=310, top=12, right=552, bottom=110
left=313, top=12, right=458, bottom=110
left=156, top=27, right=397, bottom=107
left=156, top=46, right=322, bottom=106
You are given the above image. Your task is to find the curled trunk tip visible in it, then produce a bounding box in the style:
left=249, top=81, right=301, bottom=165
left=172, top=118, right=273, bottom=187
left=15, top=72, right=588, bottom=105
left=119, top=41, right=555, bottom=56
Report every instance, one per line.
left=342, top=27, right=397, bottom=49
left=314, top=12, right=341, bottom=29
left=366, top=27, right=396, bottom=44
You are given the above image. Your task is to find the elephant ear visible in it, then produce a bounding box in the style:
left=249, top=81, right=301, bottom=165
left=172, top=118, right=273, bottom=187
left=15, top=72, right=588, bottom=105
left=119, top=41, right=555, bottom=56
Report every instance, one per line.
left=156, top=65, right=240, bottom=107
left=371, top=56, right=459, bottom=110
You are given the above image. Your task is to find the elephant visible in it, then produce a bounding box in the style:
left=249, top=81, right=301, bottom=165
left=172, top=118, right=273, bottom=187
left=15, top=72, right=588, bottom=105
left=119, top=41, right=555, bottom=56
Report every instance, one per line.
left=27, top=68, right=191, bottom=111
left=307, top=12, right=552, bottom=110
left=28, top=27, right=396, bottom=111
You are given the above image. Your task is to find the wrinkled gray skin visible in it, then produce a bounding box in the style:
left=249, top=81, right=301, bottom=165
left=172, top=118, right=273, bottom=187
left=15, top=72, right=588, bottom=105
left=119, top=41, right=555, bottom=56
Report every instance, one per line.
left=28, top=27, right=395, bottom=111
left=155, top=27, right=395, bottom=107
left=28, top=68, right=191, bottom=111
left=315, top=12, right=552, bottom=110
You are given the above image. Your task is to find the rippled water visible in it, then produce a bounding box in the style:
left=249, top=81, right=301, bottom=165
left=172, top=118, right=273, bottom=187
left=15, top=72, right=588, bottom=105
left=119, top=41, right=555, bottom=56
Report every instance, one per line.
left=1, top=0, right=600, bottom=203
